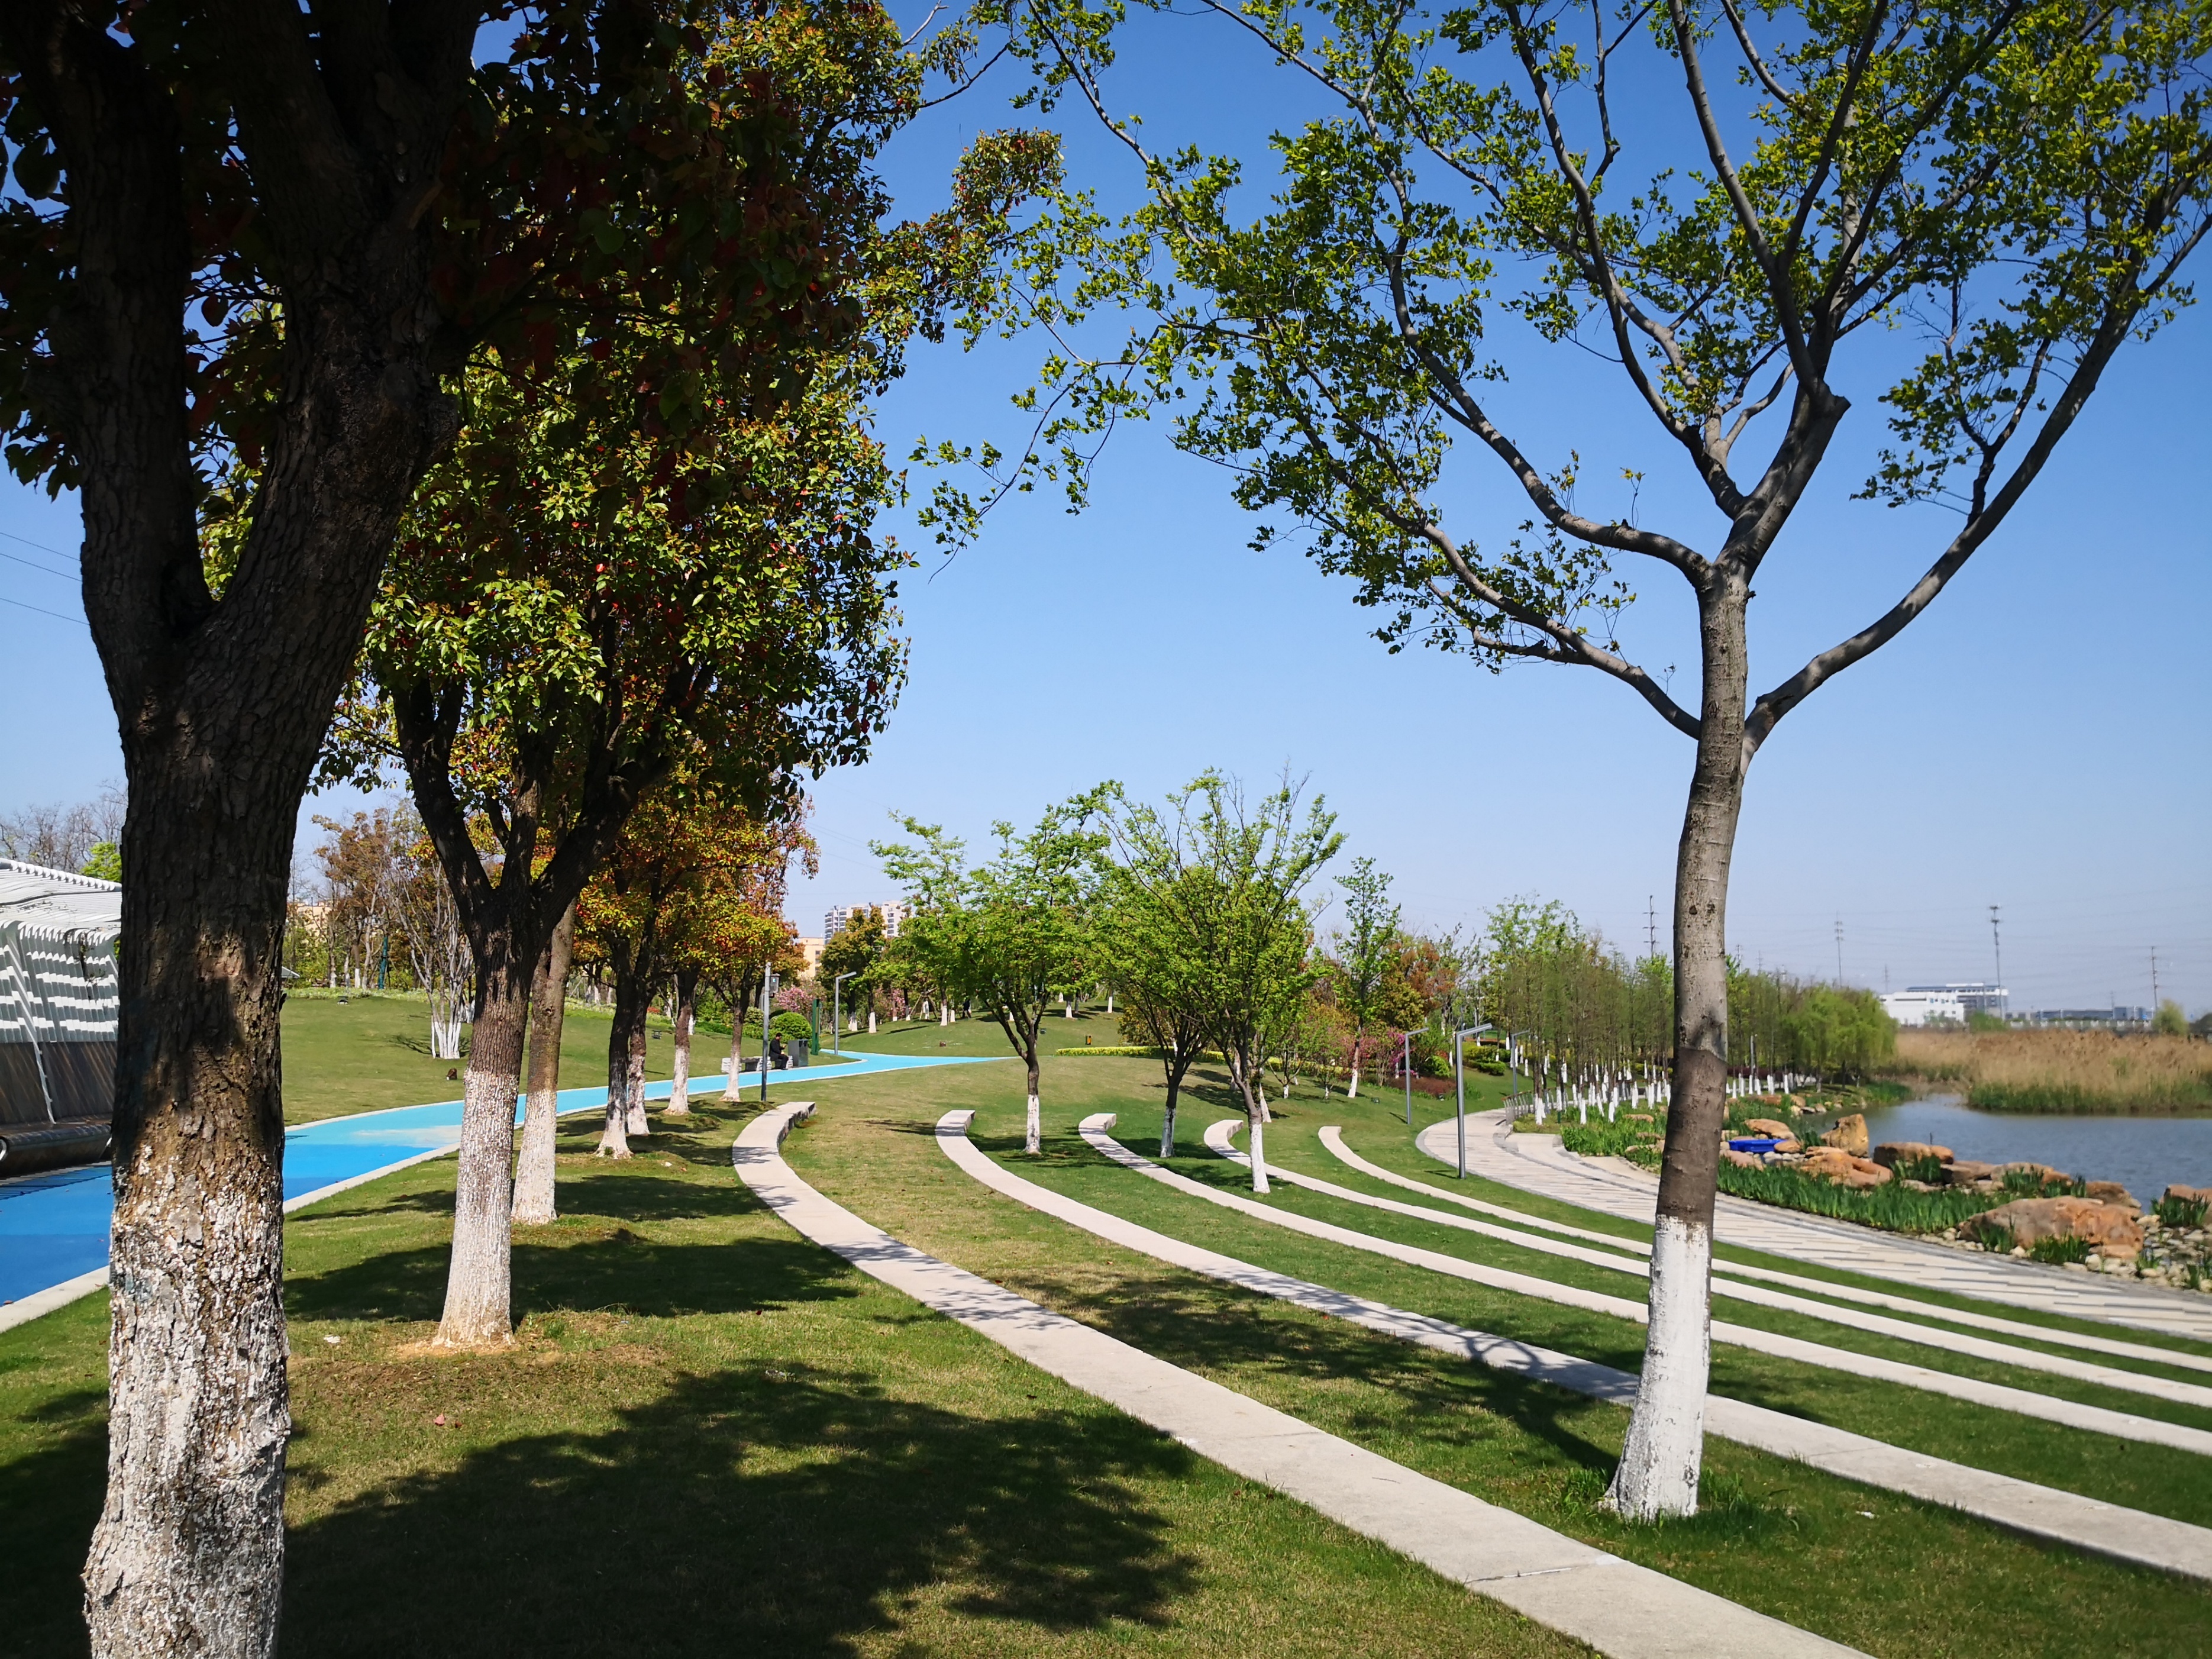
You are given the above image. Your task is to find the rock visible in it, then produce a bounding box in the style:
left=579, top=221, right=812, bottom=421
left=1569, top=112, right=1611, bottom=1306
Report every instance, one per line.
left=1797, top=1145, right=1892, bottom=1188
left=1872, top=1141, right=1953, bottom=1171
left=2163, top=1183, right=2212, bottom=1208
left=2084, top=1180, right=2139, bottom=1212
left=1722, top=1148, right=1762, bottom=1169
left=2003, top=1161, right=2071, bottom=1190
left=1959, top=1197, right=2145, bottom=1260
left=1943, top=1159, right=2000, bottom=1187
left=1820, top=1113, right=1869, bottom=1156
left=1742, top=1118, right=1800, bottom=1151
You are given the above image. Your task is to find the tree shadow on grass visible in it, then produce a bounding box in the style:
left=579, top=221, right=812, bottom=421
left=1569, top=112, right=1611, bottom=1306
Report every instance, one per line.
left=282, top=1366, right=1202, bottom=1658
left=0, top=1410, right=102, bottom=1656
left=288, top=1228, right=863, bottom=1327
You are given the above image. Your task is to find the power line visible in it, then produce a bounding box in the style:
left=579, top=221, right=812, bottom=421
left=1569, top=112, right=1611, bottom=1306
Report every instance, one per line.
left=0, top=527, right=77, bottom=562
left=0, top=546, right=77, bottom=580
left=0, top=591, right=88, bottom=627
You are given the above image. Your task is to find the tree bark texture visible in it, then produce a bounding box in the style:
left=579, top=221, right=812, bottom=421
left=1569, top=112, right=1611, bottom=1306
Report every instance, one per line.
left=597, top=950, right=644, bottom=1157
left=667, top=969, right=698, bottom=1114
left=512, top=902, right=574, bottom=1226
left=625, top=1006, right=650, bottom=1137
left=1023, top=1037, right=1042, bottom=1155
left=434, top=971, right=527, bottom=1347
left=1606, top=576, right=1750, bottom=1521
left=0, top=9, right=483, bottom=1645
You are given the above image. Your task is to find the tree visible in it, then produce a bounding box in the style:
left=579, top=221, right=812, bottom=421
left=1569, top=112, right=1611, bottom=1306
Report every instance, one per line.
left=876, top=793, right=1108, bottom=1153
left=1100, top=774, right=1339, bottom=1189
left=1095, top=800, right=1216, bottom=1156
left=0, top=783, right=124, bottom=872
left=0, top=6, right=961, bottom=1637
left=1329, top=858, right=1399, bottom=1099
left=980, top=0, right=2212, bottom=1519
left=819, top=905, right=891, bottom=1027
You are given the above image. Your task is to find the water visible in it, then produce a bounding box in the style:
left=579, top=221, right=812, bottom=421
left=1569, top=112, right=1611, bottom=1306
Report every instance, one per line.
left=1854, top=1095, right=2212, bottom=1205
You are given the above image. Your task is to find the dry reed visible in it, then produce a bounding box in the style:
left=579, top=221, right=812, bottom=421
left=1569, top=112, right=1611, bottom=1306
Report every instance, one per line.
left=1888, top=1028, right=2212, bottom=1113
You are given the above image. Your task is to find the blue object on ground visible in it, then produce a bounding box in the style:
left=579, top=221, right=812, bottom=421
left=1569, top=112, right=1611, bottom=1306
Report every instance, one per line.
left=0, top=1048, right=997, bottom=1308
left=1728, top=1137, right=1782, bottom=1154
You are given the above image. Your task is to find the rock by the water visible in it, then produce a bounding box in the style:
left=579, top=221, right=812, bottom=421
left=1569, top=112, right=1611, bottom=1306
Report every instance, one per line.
left=1722, top=1148, right=1762, bottom=1168
left=1798, top=1145, right=1892, bottom=1188
left=1872, top=1141, right=1953, bottom=1171
left=1820, top=1113, right=1869, bottom=1156
left=2084, top=1180, right=2139, bottom=1212
left=2163, top=1183, right=2212, bottom=1208
left=1743, top=1117, right=1800, bottom=1151
left=1943, top=1159, right=2001, bottom=1187
left=2003, top=1161, right=2071, bottom=1189
left=1961, top=1197, right=2143, bottom=1260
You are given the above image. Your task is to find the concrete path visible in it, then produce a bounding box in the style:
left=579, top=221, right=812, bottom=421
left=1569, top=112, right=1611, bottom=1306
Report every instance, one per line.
left=735, top=1101, right=1862, bottom=1657
left=1417, top=1111, right=2212, bottom=1342
left=0, top=1050, right=997, bottom=1335
left=1325, top=1129, right=2212, bottom=1377
left=1083, top=1117, right=2212, bottom=1455
left=950, top=1112, right=2212, bottom=1581
left=1198, top=1121, right=2212, bottom=1410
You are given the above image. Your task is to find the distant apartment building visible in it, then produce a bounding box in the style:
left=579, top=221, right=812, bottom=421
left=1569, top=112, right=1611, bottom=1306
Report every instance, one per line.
left=1880, top=982, right=2007, bottom=1026
left=793, top=937, right=825, bottom=973
left=823, top=901, right=909, bottom=943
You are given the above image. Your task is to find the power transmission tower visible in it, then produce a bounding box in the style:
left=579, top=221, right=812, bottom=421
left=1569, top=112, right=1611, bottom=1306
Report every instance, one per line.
left=1646, top=895, right=1658, bottom=960
left=1989, top=905, right=2003, bottom=1018
left=1833, top=917, right=1844, bottom=985
left=2152, top=947, right=2161, bottom=1014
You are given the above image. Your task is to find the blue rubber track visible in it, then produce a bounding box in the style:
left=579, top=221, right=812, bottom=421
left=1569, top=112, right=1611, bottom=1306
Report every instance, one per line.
left=0, top=1048, right=999, bottom=1308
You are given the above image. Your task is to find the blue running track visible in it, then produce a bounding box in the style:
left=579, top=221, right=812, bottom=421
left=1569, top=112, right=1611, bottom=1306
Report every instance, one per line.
left=1, top=1049, right=997, bottom=1309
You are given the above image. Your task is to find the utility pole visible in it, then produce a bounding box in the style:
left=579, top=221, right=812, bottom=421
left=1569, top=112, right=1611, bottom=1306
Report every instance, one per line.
left=1645, top=895, right=1658, bottom=960
left=1990, top=905, right=2003, bottom=1019
left=2152, top=947, right=2160, bottom=1015
left=1833, top=918, right=1844, bottom=985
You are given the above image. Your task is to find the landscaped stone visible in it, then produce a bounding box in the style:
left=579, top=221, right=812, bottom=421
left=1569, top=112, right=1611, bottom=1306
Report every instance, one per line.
left=1872, top=1141, right=1953, bottom=1171
left=1797, top=1145, right=1891, bottom=1188
left=2084, top=1180, right=2139, bottom=1211
left=2163, top=1183, right=2212, bottom=1208
left=1820, top=1113, right=1869, bottom=1156
left=1743, top=1116, right=1800, bottom=1151
left=1722, top=1148, right=1762, bottom=1168
left=1959, top=1197, right=2145, bottom=1260
left=1943, top=1158, right=2001, bottom=1187
left=2003, top=1161, right=2072, bottom=1189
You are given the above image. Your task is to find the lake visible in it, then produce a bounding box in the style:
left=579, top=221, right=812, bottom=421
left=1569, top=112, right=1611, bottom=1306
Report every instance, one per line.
left=1856, top=1095, right=2212, bottom=1205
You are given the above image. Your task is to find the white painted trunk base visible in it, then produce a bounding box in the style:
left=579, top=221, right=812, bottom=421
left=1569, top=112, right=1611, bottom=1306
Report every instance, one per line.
left=1024, top=1093, right=1041, bottom=1156
left=1605, top=1218, right=1712, bottom=1519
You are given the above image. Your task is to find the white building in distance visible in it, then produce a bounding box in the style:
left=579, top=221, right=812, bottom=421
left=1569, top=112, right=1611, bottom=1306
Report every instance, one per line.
left=824, top=902, right=908, bottom=943
left=1880, top=982, right=2007, bottom=1026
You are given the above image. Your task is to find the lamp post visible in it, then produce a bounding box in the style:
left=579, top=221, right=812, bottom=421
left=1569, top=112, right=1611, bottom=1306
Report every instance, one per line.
left=831, top=971, right=854, bottom=1056
left=1454, top=1024, right=1494, bottom=1179
left=1402, top=1031, right=1413, bottom=1128
left=758, top=965, right=777, bottom=1102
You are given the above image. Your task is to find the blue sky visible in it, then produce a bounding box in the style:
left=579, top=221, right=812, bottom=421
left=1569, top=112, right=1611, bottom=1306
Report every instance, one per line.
left=2, top=10, right=2205, bottom=1014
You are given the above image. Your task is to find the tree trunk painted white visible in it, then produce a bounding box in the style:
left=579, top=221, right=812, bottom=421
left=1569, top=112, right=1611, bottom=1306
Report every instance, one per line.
left=666, top=971, right=696, bottom=1116
left=1603, top=1214, right=1713, bottom=1519
left=596, top=963, right=642, bottom=1158
left=624, top=1012, right=648, bottom=1136
left=867, top=1008, right=877, bottom=1034
left=1346, top=1058, right=1360, bottom=1099
left=1248, top=1112, right=1270, bottom=1195
left=511, top=903, right=574, bottom=1225
left=434, top=977, right=526, bottom=1347
left=1607, top=573, right=1749, bottom=1519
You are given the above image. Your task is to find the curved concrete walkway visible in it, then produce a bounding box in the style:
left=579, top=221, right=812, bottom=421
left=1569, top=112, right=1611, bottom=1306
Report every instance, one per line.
left=1417, top=1111, right=2212, bottom=1343
left=1197, top=1122, right=2212, bottom=1410
left=936, top=1111, right=2212, bottom=1581
left=1325, top=1128, right=2212, bottom=1377
left=735, top=1101, right=1861, bottom=1657
left=1157, top=1121, right=2212, bottom=1456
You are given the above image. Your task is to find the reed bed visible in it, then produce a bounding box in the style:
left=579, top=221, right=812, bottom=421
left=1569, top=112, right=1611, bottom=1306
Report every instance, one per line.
left=1888, top=1028, right=2212, bottom=1113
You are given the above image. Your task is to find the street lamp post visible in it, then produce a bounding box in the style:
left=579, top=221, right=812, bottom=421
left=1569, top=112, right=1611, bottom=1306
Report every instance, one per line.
left=1402, top=1031, right=1413, bottom=1128
left=832, top=972, right=855, bottom=1056
left=1454, top=1024, right=1494, bottom=1179
left=758, top=965, right=777, bottom=1102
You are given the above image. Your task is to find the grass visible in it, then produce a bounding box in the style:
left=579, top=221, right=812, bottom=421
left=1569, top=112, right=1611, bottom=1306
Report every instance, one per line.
left=1890, top=1029, right=2212, bottom=1114
left=279, top=989, right=682, bottom=1125
left=1714, top=1160, right=2011, bottom=1234
left=8, top=1025, right=2208, bottom=1654
left=1, top=1088, right=1584, bottom=1659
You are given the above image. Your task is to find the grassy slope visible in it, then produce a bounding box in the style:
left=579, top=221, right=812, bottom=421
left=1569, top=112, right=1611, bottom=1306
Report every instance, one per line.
left=0, top=1070, right=1578, bottom=1658
left=279, top=991, right=680, bottom=1124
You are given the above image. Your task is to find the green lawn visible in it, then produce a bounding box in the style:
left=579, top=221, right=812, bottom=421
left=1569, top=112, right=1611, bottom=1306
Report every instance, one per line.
left=280, top=989, right=686, bottom=1124
left=6, top=1040, right=2206, bottom=1655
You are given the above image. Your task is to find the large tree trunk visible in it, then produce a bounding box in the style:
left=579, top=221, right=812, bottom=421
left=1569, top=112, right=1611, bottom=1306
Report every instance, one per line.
left=1606, top=577, right=1750, bottom=1522
left=1159, top=1055, right=1189, bottom=1158
left=666, top=968, right=698, bottom=1115
left=42, top=20, right=472, bottom=1637
left=624, top=1004, right=650, bottom=1137
left=434, top=966, right=527, bottom=1348
left=512, top=902, right=574, bottom=1225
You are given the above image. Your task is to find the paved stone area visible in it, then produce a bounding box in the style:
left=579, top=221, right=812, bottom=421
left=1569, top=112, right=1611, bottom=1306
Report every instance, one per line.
left=1416, top=1111, right=2212, bottom=1343
left=938, top=1111, right=2212, bottom=1581
left=1325, top=1129, right=2212, bottom=1377
left=734, top=1100, right=1862, bottom=1657
left=1197, top=1121, right=2212, bottom=1410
